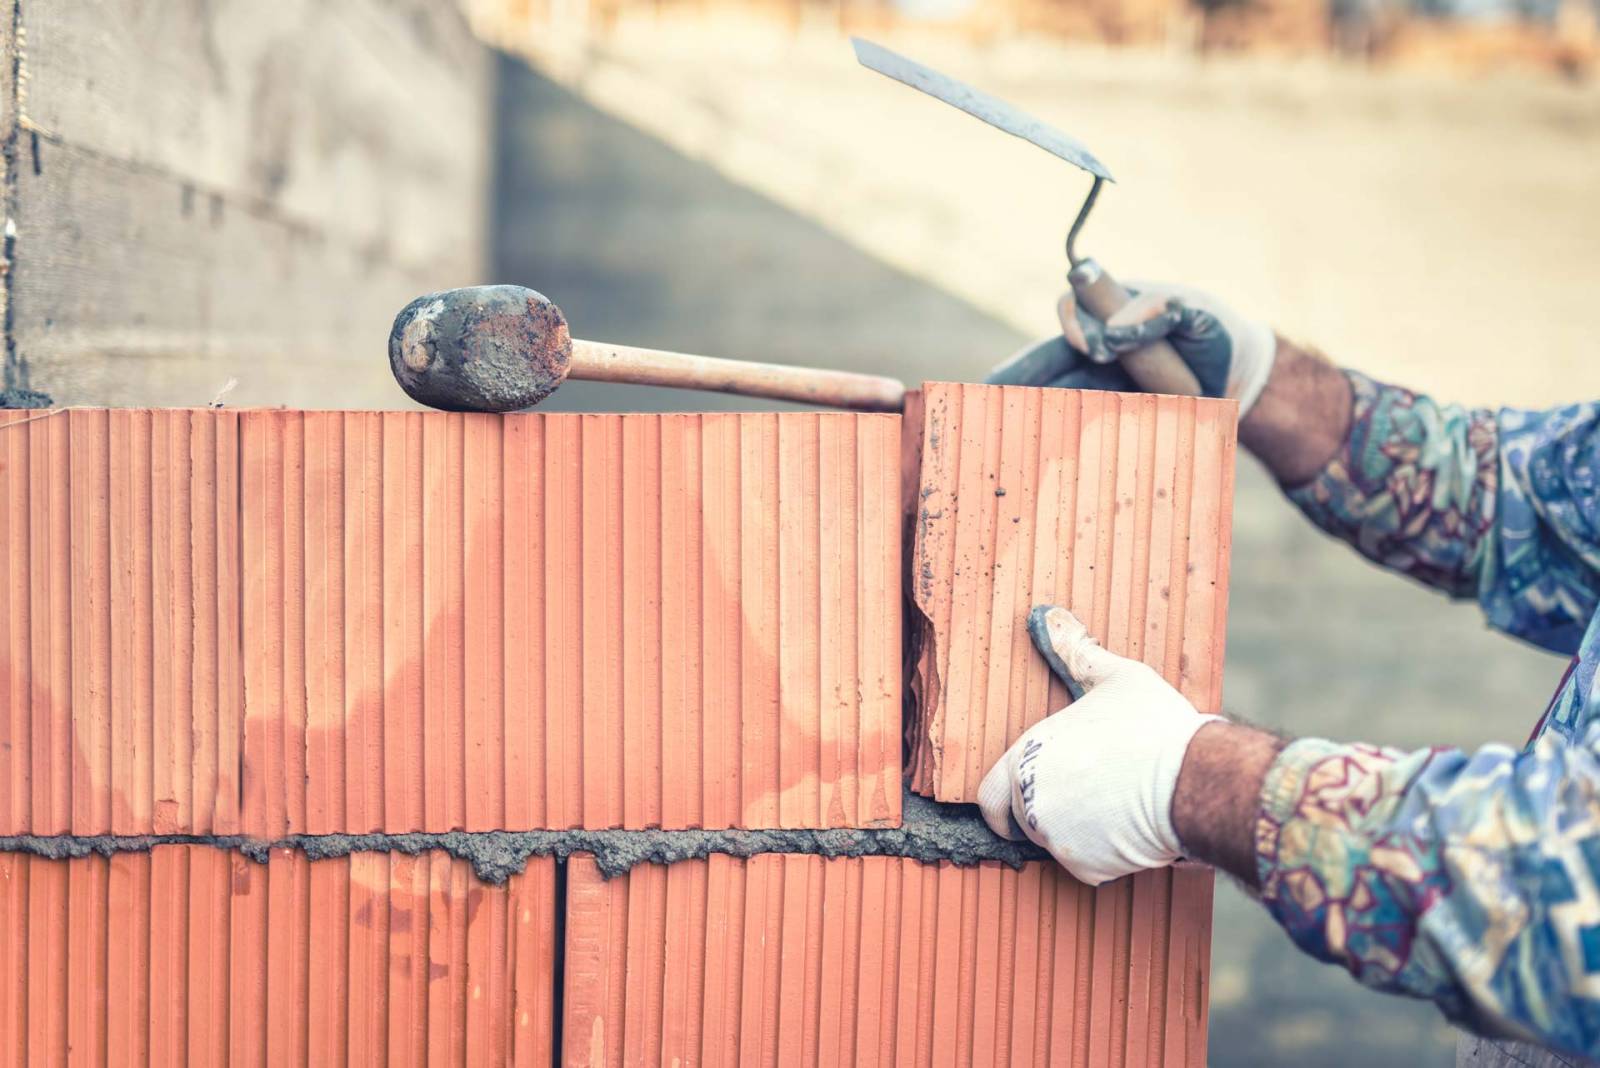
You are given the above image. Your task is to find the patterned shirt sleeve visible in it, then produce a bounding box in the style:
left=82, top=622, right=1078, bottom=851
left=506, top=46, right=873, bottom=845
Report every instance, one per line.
left=1256, top=728, right=1600, bottom=1056
left=1483, top=403, right=1600, bottom=654
left=1286, top=371, right=1600, bottom=655
left=1257, top=375, right=1600, bottom=1054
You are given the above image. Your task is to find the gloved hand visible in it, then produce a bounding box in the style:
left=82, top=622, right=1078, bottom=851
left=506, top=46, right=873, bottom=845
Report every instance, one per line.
left=986, top=281, right=1277, bottom=417
left=977, top=605, right=1221, bottom=886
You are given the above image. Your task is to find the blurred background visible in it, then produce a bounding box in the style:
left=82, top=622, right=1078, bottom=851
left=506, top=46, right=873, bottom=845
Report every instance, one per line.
left=8, top=0, right=1596, bottom=1063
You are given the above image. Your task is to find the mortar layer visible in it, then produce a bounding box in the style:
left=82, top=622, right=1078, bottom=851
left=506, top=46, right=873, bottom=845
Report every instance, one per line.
left=0, top=791, right=1047, bottom=884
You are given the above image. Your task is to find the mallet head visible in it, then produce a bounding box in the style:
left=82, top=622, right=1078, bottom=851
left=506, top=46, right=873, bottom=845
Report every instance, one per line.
left=389, top=285, right=572, bottom=412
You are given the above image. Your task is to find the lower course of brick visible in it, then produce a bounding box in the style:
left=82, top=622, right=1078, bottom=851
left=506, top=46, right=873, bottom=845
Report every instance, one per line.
left=1, top=840, right=1211, bottom=1066
left=0, top=848, right=557, bottom=1065
left=565, top=853, right=1212, bottom=1066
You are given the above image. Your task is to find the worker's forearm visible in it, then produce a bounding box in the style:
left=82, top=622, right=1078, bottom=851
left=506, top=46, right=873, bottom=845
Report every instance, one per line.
left=1170, top=720, right=1282, bottom=888
left=1237, top=337, right=1353, bottom=487
left=1251, top=732, right=1600, bottom=1056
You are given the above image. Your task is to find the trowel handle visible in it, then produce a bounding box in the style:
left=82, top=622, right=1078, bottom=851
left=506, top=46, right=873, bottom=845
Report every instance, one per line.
left=1068, top=259, right=1203, bottom=397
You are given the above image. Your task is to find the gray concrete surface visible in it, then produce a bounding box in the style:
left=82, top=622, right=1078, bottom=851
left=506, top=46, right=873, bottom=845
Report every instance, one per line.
left=7, top=0, right=488, bottom=409
left=491, top=54, right=1568, bottom=1066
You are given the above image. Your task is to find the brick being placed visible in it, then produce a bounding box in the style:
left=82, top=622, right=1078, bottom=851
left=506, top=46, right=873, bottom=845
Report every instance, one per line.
left=906, top=383, right=1237, bottom=802
left=0, top=848, right=556, bottom=1067
left=0, top=407, right=901, bottom=836
left=561, top=852, right=1211, bottom=1066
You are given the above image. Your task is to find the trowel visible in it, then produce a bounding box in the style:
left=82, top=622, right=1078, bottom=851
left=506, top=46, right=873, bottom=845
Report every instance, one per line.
left=851, top=38, right=1203, bottom=397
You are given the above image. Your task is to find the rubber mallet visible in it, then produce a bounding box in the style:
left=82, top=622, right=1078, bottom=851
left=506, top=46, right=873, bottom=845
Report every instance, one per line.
left=389, top=285, right=907, bottom=413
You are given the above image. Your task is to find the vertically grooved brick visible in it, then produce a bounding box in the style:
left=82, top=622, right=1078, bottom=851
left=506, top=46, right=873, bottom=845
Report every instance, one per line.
left=561, top=853, right=1212, bottom=1066
left=0, top=408, right=900, bottom=834
left=0, top=849, right=556, bottom=1066
left=907, top=383, right=1236, bottom=799
left=905, top=383, right=1232, bottom=1063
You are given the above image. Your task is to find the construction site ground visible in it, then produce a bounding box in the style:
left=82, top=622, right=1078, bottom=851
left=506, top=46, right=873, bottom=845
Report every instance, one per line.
left=492, top=17, right=1599, bottom=1064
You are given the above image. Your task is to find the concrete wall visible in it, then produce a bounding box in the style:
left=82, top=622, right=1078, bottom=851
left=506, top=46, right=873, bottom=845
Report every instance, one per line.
left=0, top=0, right=490, bottom=409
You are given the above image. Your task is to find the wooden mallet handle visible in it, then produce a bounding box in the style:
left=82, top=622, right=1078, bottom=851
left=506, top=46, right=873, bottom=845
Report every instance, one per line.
left=570, top=339, right=907, bottom=412
left=1068, top=259, right=1203, bottom=397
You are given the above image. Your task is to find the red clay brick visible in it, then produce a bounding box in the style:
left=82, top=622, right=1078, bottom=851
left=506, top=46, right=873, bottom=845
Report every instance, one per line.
left=0, top=408, right=902, bottom=835
left=898, top=384, right=1230, bottom=1063
left=561, top=853, right=1211, bottom=1066
left=907, top=383, right=1236, bottom=801
left=0, top=848, right=556, bottom=1066
left=0, top=409, right=243, bottom=837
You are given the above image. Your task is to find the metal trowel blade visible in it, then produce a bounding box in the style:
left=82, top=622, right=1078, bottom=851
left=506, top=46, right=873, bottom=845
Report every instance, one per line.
left=851, top=37, right=1114, bottom=182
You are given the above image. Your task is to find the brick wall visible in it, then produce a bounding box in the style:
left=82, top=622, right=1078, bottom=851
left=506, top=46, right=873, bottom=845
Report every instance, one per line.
left=0, top=393, right=1231, bottom=1064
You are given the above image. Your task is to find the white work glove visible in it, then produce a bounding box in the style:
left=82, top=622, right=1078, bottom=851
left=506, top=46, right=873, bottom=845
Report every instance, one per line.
left=978, top=605, right=1221, bottom=887
left=986, top=281, right=1278, bottom=417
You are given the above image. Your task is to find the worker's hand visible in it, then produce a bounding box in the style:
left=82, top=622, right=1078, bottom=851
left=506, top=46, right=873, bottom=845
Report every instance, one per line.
left=986, top=281, right=1277, bottom=416
left=977, top=605, right=1221, bottom=886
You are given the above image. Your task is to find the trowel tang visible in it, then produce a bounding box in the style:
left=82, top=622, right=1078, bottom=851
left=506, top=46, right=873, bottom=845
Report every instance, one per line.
left=1068, top=258, right=1204, bottom=397
left=849, top=37, right=1206, bottom=399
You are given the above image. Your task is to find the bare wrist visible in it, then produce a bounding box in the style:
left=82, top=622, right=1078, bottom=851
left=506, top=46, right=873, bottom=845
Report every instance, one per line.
left=1171, top=720, right=1285, bottom=887
left=1238, top=337, right=1353, bottom=488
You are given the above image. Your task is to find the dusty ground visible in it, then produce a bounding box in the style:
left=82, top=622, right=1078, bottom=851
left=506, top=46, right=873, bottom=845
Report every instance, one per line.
left=491, top=24, right=1597, bottom=1064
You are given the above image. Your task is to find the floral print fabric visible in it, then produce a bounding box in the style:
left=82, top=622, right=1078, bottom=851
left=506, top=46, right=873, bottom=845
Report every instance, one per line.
left=1257, top=371, right=1600, bottom=1055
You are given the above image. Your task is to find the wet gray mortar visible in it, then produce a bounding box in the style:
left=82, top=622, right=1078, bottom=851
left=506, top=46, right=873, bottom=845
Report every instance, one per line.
left=0, top=790, right=1046, bottom=883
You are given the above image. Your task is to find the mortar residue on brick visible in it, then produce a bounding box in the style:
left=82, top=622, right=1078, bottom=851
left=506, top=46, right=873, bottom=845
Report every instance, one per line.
left=0, top=790, right=1046, bottom=884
